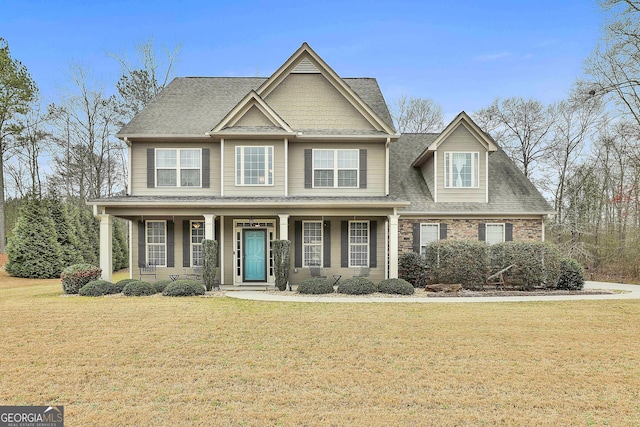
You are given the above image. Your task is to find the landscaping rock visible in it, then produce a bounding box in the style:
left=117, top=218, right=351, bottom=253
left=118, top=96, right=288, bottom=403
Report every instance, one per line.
left=425, top=283, right=462, bottom=292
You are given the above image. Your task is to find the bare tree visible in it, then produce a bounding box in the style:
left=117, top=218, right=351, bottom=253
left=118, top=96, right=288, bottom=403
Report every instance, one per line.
left=473, top=97, right=555, bottom=179
left=392, top=95, right=444, bottom=133
left=108, top=37, right=181, bottom=124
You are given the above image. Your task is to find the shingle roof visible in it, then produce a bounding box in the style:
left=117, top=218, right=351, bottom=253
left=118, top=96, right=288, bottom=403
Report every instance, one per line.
left=117, top=77, right=395, bottom=137
left=390, top=134, right=555, bottom=215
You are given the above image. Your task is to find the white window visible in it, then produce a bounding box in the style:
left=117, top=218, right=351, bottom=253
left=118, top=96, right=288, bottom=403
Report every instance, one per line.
left=445, top=152, right=479, bottom=188
left=303, top=221, right=323, bottom=267
left=191, top=221, right=205, bottom=267
left=313, top=149, right=358, bottom=188
left=146, top=221, right=166, bottom=266
left=486, top=223, right=505, bottom=245
left=420, top=223, right=440, bottom=259
left=236, top=146, right=273, bottom=185
left=349, top=221, right=369, bottom=267
left=156, top=149, right=201, bottom=187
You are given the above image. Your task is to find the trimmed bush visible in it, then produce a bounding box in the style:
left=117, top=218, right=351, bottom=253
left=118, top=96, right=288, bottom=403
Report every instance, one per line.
left=398, top=252, right=429, bottom=287
left=202, top=239, right=219, bottom=291
left=61, top=263, right=102, bottom=294
left=162, top=280, right=205, bottom=297
left=556, top=258, right=585, bottom=290
left=490, top=241, right=562, bottom=290
left=123, top=281, right=156, bottom=296
left=153, top=280, right=172, bottom=293
left=79, top=280, right=116, bottom=297
left=272, top=240, right=291, bottom=291
left=337, top=277, right=377, bottom=295
left=113, top=279, right=140, bottom=293
left=378, top=278, right=414, bottom=295
left=297, top=277, right=334, bottom=294
left=425, top=240, right=489, bottom=290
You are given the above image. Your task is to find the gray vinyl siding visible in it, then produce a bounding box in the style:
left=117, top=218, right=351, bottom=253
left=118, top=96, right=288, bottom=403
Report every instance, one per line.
left=131, top=141, right=220, bottom=196
left=223, top=139, right=286, bottom=197
left=289, top=142, right=386, bottom=197
left=435, top=125, right=486, bottom=203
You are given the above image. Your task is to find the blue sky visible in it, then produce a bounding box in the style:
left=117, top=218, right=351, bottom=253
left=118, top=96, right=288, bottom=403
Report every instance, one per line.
left=2, top=0, right=603, bottom=121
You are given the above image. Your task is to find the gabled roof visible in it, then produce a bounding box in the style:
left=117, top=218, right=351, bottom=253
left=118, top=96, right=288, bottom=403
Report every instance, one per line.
left=256, top=42, right=397, bottom=135
left=412, top=111, right=498, bottom=167
left=391, top=134, right=555, bottom=215
left=209, top=90, right=293, bottom=134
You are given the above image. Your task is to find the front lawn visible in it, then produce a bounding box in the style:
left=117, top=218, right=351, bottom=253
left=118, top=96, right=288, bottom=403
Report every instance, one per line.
left=1, top=273, right=639, bottom=425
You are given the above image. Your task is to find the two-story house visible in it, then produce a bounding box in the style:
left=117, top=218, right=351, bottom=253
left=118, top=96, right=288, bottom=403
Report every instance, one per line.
left=89, top=43, right=554, bottom=285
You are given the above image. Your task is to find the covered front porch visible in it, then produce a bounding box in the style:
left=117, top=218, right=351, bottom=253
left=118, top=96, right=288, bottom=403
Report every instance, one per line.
left=90, top=197, right=407, bottom=287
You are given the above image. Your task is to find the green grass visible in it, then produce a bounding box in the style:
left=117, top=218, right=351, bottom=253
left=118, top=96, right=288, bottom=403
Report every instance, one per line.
left=1, top=277, right=639, bottom=426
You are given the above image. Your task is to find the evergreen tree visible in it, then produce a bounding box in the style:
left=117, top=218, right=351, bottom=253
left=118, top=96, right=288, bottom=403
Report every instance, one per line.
left=5, top=195, right=63, bottom=278
left=79, top=205, right=99, bottom=265
left=47, top=194, right=83, bottom=269
left=112, top=218, right=129, bottom=271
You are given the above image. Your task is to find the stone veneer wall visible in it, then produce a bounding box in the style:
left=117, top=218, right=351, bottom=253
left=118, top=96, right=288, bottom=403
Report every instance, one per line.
left=398, top=218, right=543, bottom=254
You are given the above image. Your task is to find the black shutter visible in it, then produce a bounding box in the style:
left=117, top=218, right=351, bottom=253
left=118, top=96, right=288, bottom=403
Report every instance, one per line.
left=359, top=149, right=367, bottom=189
left=167, top=221, right=175, bottom=268
left=202, top=148, right=210, bottom=188
left=323, top=221, right=331, bottom=268
left=478, top=223, right=486, bottom=241
left=341, top=221, right=348, bottom=268
left=304, top=149, right=312, bottom=189
left=138, top=221, right=146, bottom=267
left=183, top=220, right=191, bottom=267
left=412, top=223, right=421, bottom=253
left=369, top=221, right=377, bottom=268
left=147, top=149, right=155, bottom=188
left=505, top=223, right=513, bottom=241
left=294, top=221, right=302, bottom=268
left=440, top=223, right=448, bottom=240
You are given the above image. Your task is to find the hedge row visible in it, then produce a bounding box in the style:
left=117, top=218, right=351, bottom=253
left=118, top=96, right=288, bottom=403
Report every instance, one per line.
left=399, top=240, right=584, bottom=291
left=296, top=277, right=414, bottom=295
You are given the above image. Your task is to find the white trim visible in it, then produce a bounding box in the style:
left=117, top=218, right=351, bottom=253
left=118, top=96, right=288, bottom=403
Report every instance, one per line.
left=235, top=145, right=274, bottom=186
left=220, top=139, right=225, bottom=197
left=128, top=220, right=133, bottom=279
left=434, top=151, right=438, bottom=202
left=220, top=216, right=225, bottom=285
left=284, top=138, right=289, bottom=197
left=385, top=138, right=390, bottom=195
left=485, top=151, right=489, bottom=203
left=127, top=144, right=132, bottom=194
left=388, top=215, right=399, bottom=278
left=348, top=220, right=370, bottom=268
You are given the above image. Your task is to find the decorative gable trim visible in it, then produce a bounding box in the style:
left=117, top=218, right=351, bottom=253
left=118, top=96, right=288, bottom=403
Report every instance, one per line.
left=209, top=90, right=294, bottom=133
left=412, top=111, right=498, bottom=167
left=256, top=42, right=397, bottom=135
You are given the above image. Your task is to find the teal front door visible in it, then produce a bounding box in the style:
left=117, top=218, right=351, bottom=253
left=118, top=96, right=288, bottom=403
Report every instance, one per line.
left=243, top=229, right=267, bottom=282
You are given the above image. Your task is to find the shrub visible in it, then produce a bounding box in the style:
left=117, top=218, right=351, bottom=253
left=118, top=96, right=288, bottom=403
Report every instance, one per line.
left=113, top=279, right=140, bottom=293
left=297, top=277, right=334, bottom=294
left=61, top=263, right=102, bottom=294
left=79, top=280, right=116, bottom=297
left=153, top=280, right=172, bottom=293
left=425, top=240, right=488, bottom=290
left=398, top=252, right=429, bottom=287
left=272, top=240, right=291, bottom=291
left=556, top=258, right=585, bottom=290
left=490, top=241, right=562, bottom=290
left=337, top=277, right=377, bottom=295
left=202, top=239, right=219, bottom=291
left=123, top=281, right=156, bottom=296
left=162, top=280, right=205, bottom=297
left=378, top=278, right=414, bottom=295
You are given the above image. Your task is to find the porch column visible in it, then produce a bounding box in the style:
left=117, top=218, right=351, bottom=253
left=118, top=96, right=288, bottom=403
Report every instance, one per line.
left=98, top=214, right=113, bottom=282
left=388, top=214, right=399, bottom=279
left=204, top=214, right=216, bottom=240
left=279, top=214, right=290, bottom=240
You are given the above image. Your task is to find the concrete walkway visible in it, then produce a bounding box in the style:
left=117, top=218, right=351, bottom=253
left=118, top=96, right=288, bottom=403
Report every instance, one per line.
left=225, top=281, right=640, bottom=303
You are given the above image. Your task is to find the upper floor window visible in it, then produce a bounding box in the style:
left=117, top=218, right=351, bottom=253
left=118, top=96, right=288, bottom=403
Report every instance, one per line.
left=445, top=152, right=479, bottom=188
left=313, top=149, right=358, bottom=188
left=303, top=221, right=323, bottom=267
left=156, top=149, right=201, bottom=187
left=236, top=146, right=273, bottom=186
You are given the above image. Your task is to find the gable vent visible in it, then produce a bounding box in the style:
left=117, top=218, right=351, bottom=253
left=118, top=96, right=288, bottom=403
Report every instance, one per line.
left=292, top=57, right=320, bottom=73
